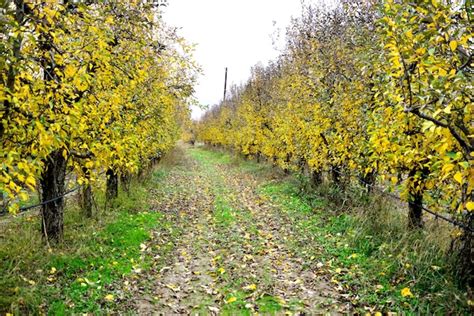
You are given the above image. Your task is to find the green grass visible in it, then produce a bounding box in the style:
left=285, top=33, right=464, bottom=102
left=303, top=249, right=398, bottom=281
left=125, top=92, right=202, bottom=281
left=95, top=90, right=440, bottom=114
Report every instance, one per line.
left=213, top=195, right=236, bottom=226
left=189, top=146, right=270, bottom=177
left=188, top=147, right=232, bottom=166
left=0, top=168, right=176, bottom=315
left=256, top=176, right=471, bottom=314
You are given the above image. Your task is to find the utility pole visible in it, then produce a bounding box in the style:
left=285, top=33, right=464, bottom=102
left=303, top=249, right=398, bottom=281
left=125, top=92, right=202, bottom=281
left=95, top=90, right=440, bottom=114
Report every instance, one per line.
left=223, top=67, right=228, bottom=104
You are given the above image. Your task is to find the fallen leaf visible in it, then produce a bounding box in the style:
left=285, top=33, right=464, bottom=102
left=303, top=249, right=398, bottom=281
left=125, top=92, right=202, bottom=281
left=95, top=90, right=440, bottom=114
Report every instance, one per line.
left=226, top=297, right=237, bottom=304
left=242, top=284, right=257, bottom=291
left=401, top=287, right=413, bottom=298
left=104, top=294, right=114, bottom=302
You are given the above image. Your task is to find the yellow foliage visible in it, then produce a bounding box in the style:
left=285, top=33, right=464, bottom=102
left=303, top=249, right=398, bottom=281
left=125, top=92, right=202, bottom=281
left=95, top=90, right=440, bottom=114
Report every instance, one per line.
left=196, top=0, right=473, bottom=225
left=1, top=1, right=198, bottom=210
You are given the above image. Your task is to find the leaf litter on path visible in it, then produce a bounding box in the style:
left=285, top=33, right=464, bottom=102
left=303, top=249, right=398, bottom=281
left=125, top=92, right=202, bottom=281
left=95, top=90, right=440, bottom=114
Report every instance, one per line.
left=113, top=145, right=350, bottom=314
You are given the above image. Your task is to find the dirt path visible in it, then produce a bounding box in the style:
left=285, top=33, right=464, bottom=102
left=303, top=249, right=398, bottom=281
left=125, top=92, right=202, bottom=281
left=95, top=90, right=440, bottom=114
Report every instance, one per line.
left=118, top=145, right=349, bottom=315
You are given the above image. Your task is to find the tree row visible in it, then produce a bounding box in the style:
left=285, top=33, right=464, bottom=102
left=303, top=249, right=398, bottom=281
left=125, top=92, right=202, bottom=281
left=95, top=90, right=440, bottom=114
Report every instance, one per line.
left=1, top=1, right=197, bottom=241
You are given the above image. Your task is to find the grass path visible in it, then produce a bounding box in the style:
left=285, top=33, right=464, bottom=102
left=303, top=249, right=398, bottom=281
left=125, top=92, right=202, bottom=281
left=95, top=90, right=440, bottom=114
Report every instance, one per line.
left=116, top=145, right=349, bottom=314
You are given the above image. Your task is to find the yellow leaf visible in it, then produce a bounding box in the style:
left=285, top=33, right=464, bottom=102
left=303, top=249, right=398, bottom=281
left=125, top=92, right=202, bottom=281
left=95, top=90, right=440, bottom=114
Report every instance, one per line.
left=104, top=294, right=114, bottom=302
left=442, top=163, right=455, bottom=173
left=401, top=287, right=413, bottom=298
left=449, top=40, right=457, bottom=52
left=64, top=64, right=77, bottom=78
left=466, top=201, right=474, bottom=211
left=454, top=172, right=463, bottom=184
left=243, top=284, right=257, bottom=291
left=19, top=191, right=28, bottom=201
left=226, top=297, right=237, bottom=304
left=26, top=176, right=36, bottom=189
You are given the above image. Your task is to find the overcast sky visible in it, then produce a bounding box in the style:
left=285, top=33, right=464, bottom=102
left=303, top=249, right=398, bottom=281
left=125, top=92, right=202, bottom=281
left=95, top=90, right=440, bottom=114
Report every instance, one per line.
left=162, top=1, right=332, bottom=119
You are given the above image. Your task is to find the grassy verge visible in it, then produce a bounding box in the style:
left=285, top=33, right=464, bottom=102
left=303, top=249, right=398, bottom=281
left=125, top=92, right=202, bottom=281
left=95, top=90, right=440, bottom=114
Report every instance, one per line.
left=0, top=168, right=173, bottom=314
left=194, top=145, right=472, bottom=314
left=259, top=177, right=471, bottom=314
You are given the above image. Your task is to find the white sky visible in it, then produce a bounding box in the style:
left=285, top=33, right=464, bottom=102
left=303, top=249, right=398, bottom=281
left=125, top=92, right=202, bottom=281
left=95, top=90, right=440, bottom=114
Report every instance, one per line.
left=162, top=0, right=334, bottom=119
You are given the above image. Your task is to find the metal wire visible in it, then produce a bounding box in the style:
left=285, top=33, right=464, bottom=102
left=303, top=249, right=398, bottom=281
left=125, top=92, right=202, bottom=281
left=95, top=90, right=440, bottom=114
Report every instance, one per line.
left=0, top=170, right=109, bottom=217
left=329, top=167, right=474, bottom=233
left=0, top=186, right=81, bottom=217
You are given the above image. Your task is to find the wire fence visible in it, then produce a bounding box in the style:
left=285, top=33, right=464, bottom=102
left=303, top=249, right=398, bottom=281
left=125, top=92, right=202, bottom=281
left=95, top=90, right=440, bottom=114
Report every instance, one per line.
left=1, top=165, right=472, bottom=234
left=0, top=186, right=81, bottom=217
left=0, top=170, right=110, bottom=217
left=329, top=167, right=474, bottom=233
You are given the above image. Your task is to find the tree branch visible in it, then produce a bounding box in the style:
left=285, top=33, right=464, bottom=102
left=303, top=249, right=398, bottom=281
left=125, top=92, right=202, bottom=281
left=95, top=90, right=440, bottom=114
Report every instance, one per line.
left=409, top=108, right=473, bottom=155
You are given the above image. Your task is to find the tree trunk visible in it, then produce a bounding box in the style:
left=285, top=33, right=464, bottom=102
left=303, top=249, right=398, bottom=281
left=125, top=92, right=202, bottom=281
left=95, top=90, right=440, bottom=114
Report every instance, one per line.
left=106, top=169, right=118, bottom=202
left=407, top=166, right=427, bottom=229
left=331, top=165, right=341, bottom=186
left=41, top=150, right=67, bottom=243
left=81, top=168, right=93, bottom=218
left=455, top=212, right=473, bottom=287
left=361, top=171, right=376, bottom=194
left=408, top=189, right=423, bottom=228
left=121, top=173, right=131, bottom=194
left=452, top=182, right=474, bottom=287
left=311, top=170, right=323, bottom=187
left=284, top=153, right=291, bottom=174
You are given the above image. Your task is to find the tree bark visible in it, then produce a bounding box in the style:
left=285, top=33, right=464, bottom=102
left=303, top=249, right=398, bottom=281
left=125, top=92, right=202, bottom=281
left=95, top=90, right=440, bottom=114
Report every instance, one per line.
left=283, top=153, right=291, bottom=174
left=408, top=189, right=423, bottom=228
left=331, top=165, right=341, bottom=186
left=81, top=168, right=93, bottom=218
left=106, top=169, right=118, bottom=202
left=455, top=212, right=473, bottom=287
left=407, top=166, right=427, bottom=229
left=361, top=171, right=376, bottom=194
left=311, top=170, right=323, bottom=187
left=40, top=150, right=67, bottom=243
left=452, top=182, right=474, bottom=287
left=121, top=173, right=131, bottom=194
